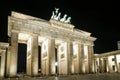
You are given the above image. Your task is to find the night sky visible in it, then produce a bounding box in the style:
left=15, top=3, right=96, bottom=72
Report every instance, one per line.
left=0, top=0, right=116, bottom=54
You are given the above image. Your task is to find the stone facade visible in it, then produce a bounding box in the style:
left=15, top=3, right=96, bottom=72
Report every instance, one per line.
left=94, top=50, right=120, bottom=73
left=0, top=42, right=9, bottom=78
left=0, top=11, right=96, bottom=77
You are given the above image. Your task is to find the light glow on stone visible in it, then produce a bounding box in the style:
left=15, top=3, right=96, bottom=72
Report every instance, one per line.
left=73, top=44, right=78, bottom=55
left=84, top=45, right=88, bottom=56
left=42, top=39, right=48, bottom=53
left=10, top=64, right=16, bottom=76
left=27, top=37, right=31, bottom=52
left=55, top=62, right=58, bottom=66
left=55, top=39, right=63, bottom=46
left=38, top=36, right=46, bottom=43
left=82, top=63, right=86, bottom=73
left=18, top=33, right=30, bottom=41
left=117, top=55, right=120, bottom=62
left=108, top=56, right=115, bottom=65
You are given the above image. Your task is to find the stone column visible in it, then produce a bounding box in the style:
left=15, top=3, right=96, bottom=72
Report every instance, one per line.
left=106, top=56, right=112, bottom=72
left=105, top=57, right=108, bottom=72
left=99, top=58, right=102, bottom=73
left=94, top=58, right=97, bottom=73
left=26, top=35, right=38, bottom=76
left=58, top=41, right=73, bottom=75
left=31, top=35, right=38, bottom=76
left=114, top=55, right=118, bottom=72
left=93, top=57, right=96, bottom=73
left=88, top=45, right=94, bottom=73
left=41, top=39, right=55, bottom=75
left=26, top=37, right=32, bottom=76
left=0, top=50, right=6, bottom=77
left=106, top=57, right=109, bottom=72
left=91, top=46, right=95, bottom=73
left=6, top=47, right=11, bottom=77
left=58, top=43, right=65, bottom=75
left=73, top=43, right=81, bottom=74
left=41, top=39, right=48, bottom=75
left=80, top=44, right=84, bottom=73
left=9, top=32, right=18, bottom=77
left=67, top=42, right=73, bottom=74
left=48, top=39, right=55, bottom=75
left=84, top=45, right=89, bottom=73
left=101, top=58, right=104, bottom=73
left=78, top=43, right=82, bottom=73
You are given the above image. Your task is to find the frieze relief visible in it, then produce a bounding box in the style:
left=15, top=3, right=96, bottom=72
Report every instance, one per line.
left=60, top=53, right=65, bottom=59
left=43, top=52, right=47, bottom=58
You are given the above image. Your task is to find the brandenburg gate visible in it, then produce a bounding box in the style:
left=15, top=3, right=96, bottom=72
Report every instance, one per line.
left=0, top=10, right=96, bottom=77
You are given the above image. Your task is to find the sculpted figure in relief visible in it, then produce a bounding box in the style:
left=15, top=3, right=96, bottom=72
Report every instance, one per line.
left=54, top=12, right=61, bottom=20
left=51, top=8, right=71, bottom=24
left=60, top=14, right=67, bottom=22
left=51, top=8, right=60, bottom=20
left=65, top=17, right=71, bottom=23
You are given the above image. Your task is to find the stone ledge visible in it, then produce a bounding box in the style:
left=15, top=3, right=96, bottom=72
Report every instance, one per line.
left=49, top=19, right=75, bottom=31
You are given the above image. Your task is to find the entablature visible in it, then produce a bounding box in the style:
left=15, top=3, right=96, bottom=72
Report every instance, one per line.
left=0, top=42, right=9, bottom=48
left=8, top=11, right=96, bottom=46
left=94, top=50, right=120, bottom=58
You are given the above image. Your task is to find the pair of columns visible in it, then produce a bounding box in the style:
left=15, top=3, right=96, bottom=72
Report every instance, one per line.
left=6, top=32, right=40, bottom=77
left=72, top=44, right=94, bottom=74
left=41, top=39, right=73, bottom=75
left=95, top=57, right=110, bottom=73
left=96, top=58, right=107, bottom=73
left=107, top=55, right=119, bottom=73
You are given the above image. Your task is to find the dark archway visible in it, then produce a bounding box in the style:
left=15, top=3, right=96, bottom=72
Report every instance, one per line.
left=38, top=46, right=41, bottom=73
left=55, top=48, right=58, bottom=75
left=17, top=43, right=27, bottom=73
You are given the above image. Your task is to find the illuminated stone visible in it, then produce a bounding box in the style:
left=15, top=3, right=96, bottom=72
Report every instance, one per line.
left=0, top=42, right=9, bottom=78
left=8, top=32, right=18, bottom=77
left=41, top=39, right=55, bottom=75
left=0, top=11, right=97, bottom=77
left=94, top=50, right=120, bottom=73
left=26, top=35, right=38, bottom=76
